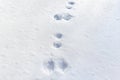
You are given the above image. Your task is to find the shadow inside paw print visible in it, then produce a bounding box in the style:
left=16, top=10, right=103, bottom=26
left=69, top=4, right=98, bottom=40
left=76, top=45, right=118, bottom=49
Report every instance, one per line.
left=55, top=33, right=63, bottom=39
left=58, top=58, right=68, bottom=71
left=44, top=59, right=55, bottom=72
left=62, top=13, right=73, bottom=21
left=54, top=14, right=62, bottom=20
left=53, top=41, right=62, bottom=48
left=68, top=1, right=75, bottom=5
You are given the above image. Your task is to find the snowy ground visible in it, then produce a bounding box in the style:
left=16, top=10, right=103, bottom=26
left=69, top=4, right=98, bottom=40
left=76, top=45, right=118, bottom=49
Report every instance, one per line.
left=0, top=0, right=120, bottom=80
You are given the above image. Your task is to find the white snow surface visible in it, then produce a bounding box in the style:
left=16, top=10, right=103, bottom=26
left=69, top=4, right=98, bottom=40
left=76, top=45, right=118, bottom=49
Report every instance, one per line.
left=0, top=0, right=120, bottom=80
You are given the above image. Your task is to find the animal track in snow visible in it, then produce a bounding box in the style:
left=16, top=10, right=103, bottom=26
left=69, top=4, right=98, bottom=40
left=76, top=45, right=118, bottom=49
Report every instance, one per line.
left=57, top=58, right=68, bottom=71
left=55, top=33, right=63, bottom=39
left=68, top=1, right=75, bottom=5
left=44, top=59, right=55, bottom=72
left=62, top=13, right=73, bottom=21
left=50, top=0, right=73, bottom=75
left=54, top=14, right=62, bottom=20
left=53, top=41, right=62, bottom=48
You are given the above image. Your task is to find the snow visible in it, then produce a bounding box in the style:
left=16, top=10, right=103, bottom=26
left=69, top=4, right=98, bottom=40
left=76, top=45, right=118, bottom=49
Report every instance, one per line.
left=0, top=0, right=120, bottom=80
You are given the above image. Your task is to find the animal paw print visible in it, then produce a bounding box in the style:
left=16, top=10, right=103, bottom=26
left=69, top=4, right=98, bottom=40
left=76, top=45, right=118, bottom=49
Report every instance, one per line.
left=53, top=41, right=62, bottom=48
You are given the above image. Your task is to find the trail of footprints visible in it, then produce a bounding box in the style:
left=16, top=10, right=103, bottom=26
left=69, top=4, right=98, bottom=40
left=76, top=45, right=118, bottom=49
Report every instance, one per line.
left=43, top=0, right=75, bottom=75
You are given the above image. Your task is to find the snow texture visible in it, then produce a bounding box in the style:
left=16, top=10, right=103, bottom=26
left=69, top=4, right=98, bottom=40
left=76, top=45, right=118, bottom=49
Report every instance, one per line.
left=0, top=0, right=120, bottom=80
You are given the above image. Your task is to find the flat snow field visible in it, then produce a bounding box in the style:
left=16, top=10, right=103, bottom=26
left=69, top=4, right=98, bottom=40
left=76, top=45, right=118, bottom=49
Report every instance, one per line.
left=0, top=0, right=120, bottom=80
